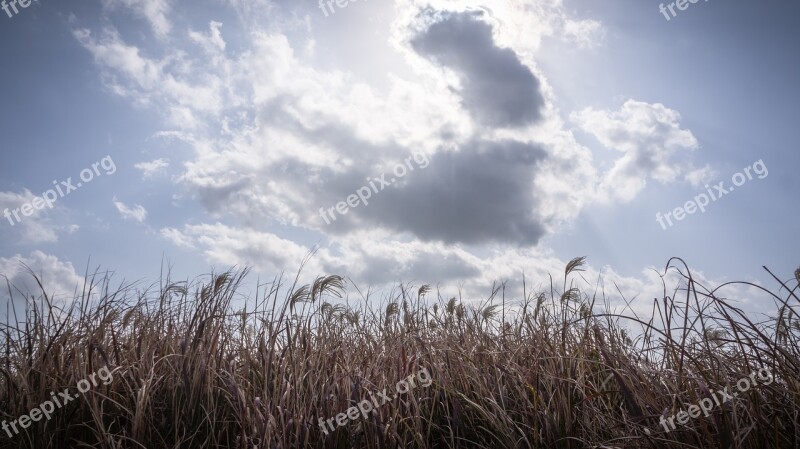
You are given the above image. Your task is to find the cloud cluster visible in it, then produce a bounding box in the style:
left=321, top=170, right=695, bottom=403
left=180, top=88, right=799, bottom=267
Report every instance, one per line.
left=572, top=100, right=701, bottom=203
left=66, top=0, right=709, bottom=297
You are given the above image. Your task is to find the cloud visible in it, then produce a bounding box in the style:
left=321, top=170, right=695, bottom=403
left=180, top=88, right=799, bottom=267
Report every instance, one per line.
left=189, top=21, right=226, bottom=53
left=160, top=227, right=195, bottom=249
left=410, top=11, right=545, bottom=128
left=684, top=164, right=717, bottom=188
left=73, top=26, right=223, bottom=124
left=101, top=0, right=173, bottom=39
left=571, top=100, right=700, bottom=203
left=134, top=158, right=170, bottom=178
left=0, top=251, right=85, bottom=303
left=113, top=198, right=148, bottom=223
left=159, top=223, right=319, bottom=275
left=0, top=190, right=61, bottom=244
left=159, top=223, right=484, bottom=286
left=324, top=139, right=549, bottom=245
left=562, top=17, right=605, bottom=49
left=392, top=0, right=605, bottom=56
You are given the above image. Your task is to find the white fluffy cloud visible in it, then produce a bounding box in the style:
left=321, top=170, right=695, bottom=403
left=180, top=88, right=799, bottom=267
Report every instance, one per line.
left=0, top=190, right=62, bottom=244
left=134, top=158, right=170, bottom=178
left=0, top=251, right=85, bottom=303
left=113, top=197, right=148, bottom=223
left=101, top=0, right=173, bottom=39
left=73, top=26, right=224, bottom=122
left=571, top=100, right=701, bottom=203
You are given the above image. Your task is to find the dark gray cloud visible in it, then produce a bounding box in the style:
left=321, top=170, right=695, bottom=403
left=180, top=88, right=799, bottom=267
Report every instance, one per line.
left=411, top=11, right=545, bottom=128
left=326, top=139, right=549, bottom=246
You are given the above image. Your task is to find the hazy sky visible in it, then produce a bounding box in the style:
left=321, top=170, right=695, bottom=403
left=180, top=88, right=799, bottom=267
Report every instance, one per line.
left=0, top=0, right=797, bottom=316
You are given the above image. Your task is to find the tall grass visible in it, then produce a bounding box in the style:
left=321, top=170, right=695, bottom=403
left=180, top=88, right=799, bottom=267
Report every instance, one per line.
left=0, top=257, right=798, bottom=448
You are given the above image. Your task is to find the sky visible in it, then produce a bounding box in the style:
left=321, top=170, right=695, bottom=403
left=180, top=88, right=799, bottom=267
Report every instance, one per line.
left=0, top=0, right=797, bottom=318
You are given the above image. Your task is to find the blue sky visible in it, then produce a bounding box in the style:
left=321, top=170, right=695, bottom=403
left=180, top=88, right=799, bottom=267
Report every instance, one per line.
left=0, top=0, right=797, bottom=317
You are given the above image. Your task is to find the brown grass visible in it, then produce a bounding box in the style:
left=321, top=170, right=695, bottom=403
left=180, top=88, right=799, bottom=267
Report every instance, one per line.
left=0, top=257, right=798, bottom=448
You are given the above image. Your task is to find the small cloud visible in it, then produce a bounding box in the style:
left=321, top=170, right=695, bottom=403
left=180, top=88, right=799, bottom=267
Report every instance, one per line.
left=113, top=197, right=148, bottom=223
left=101, top=0, right=172, bottom=39
left=160, top=227, right=195, bottom=249
left=684, top=164, right=717, bottom=188
left=189, top=21, right=226, bottom=53
left=0, top=189, right=60, bottom=244
left=562, top=18, right=605, bottom=49
left=134, top=158, right=170, bottom=178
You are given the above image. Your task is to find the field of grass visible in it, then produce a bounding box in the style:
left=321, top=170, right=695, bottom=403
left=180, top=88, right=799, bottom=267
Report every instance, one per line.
left=1, top=257, right=798, bottom=448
